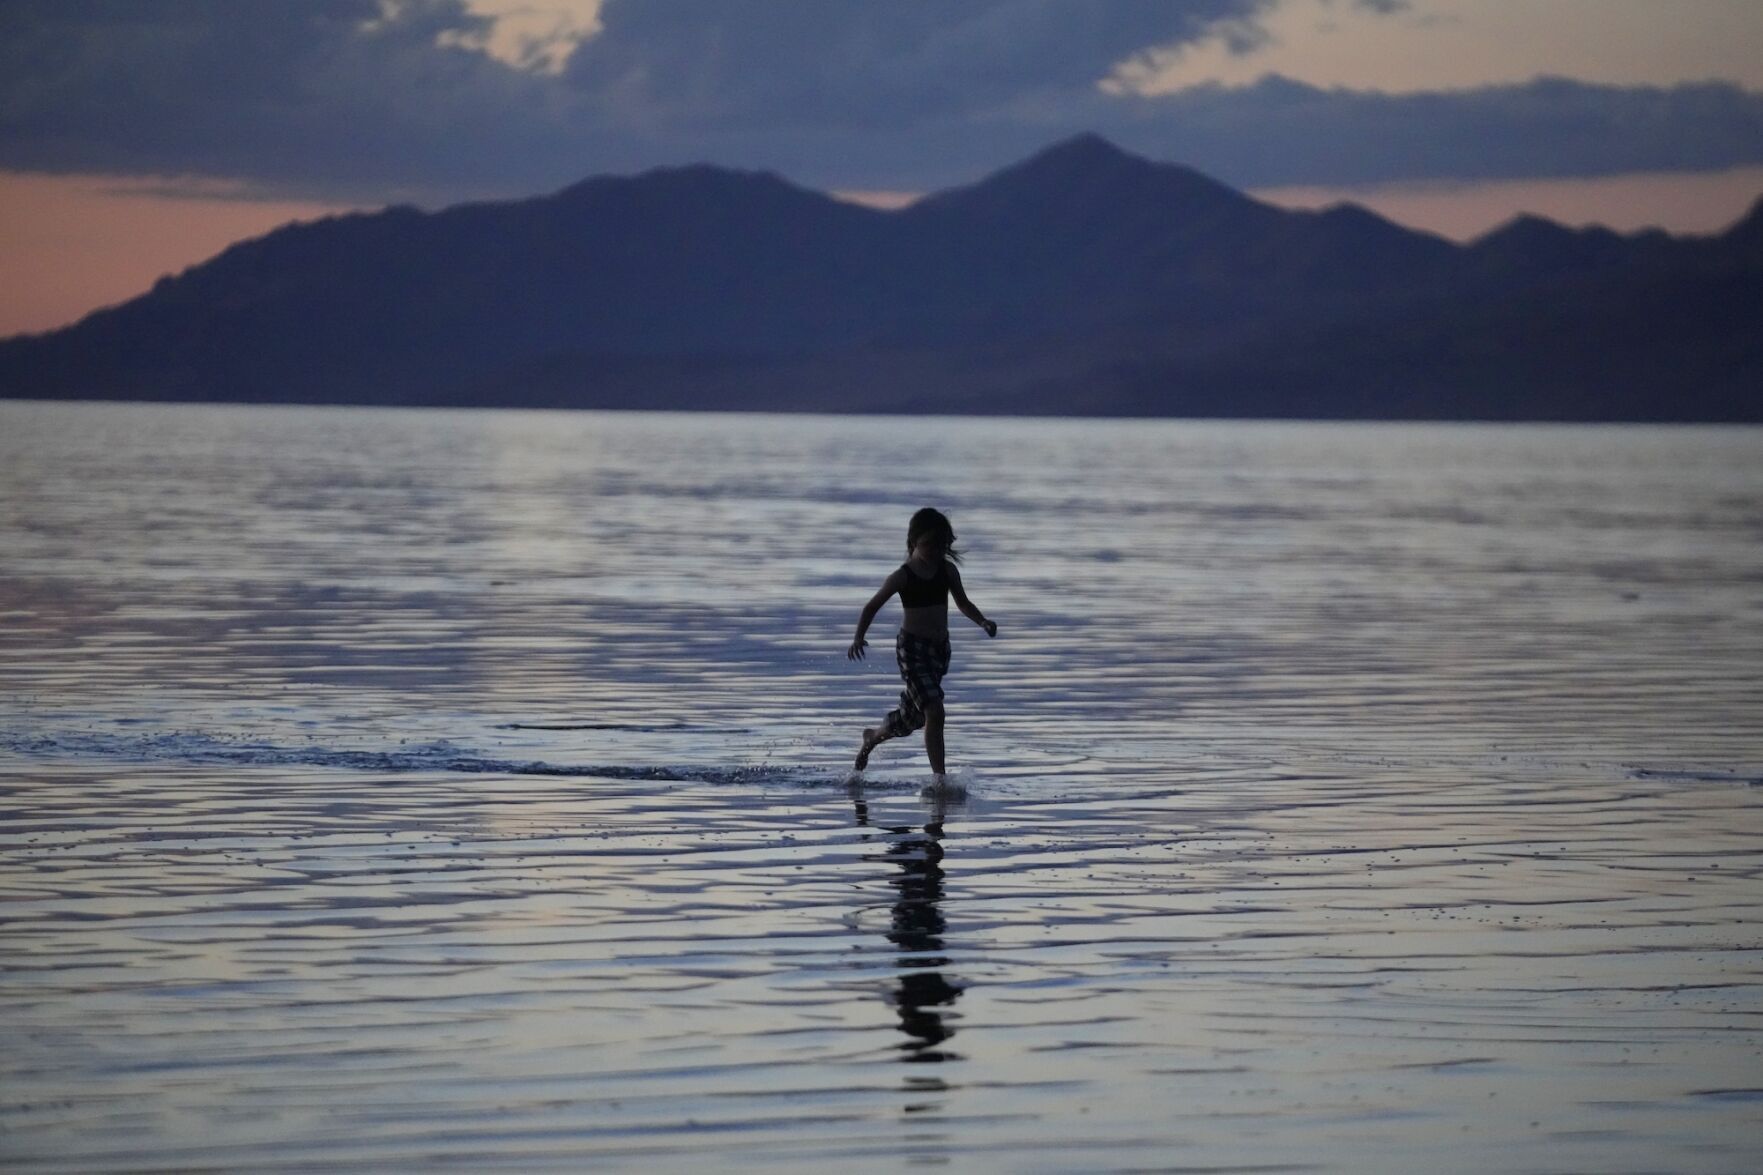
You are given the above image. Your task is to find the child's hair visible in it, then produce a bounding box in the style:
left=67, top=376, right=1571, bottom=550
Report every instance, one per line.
left=906, top=507, right=962, bottom=564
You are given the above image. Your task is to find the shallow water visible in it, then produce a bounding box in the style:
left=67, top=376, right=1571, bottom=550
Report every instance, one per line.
left=3, top=402, right=1761, bottom=1171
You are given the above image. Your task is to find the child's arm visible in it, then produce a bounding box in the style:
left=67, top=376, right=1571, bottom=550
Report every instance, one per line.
left=947, top=565, right=998, bottom=637
left=848, top=570, right=905, bottom=659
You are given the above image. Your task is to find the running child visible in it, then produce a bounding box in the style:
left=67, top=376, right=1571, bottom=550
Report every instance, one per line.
left=847, top=507, right=997, bottom=777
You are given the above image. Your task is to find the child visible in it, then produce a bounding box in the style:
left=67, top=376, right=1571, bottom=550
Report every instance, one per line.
left=847, top=507, right=997, bottom=777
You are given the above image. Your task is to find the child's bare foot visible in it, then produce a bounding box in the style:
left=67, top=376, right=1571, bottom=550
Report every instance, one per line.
left=854, top=727, right=880, bottom=770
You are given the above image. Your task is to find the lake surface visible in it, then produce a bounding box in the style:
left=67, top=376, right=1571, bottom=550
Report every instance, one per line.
left=2, top=401, right=1761, bottom=1171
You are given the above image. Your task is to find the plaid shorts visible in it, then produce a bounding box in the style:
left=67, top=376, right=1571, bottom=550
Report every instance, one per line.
left=881, top=631, right=952, bottom=738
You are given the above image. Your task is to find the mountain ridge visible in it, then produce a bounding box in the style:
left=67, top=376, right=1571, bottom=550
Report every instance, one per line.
left=2, top=134, right=1758, bottom=420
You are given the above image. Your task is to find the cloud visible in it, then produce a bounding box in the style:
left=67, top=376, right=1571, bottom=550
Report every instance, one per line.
left=0, top=0, right=596, bottom=198
left=1104, top=0, right=1763, bottom=95
left=1, top=0, right=1760, bottom=201
left=443, top=1, right=605, bottom=76
left=1095, top=75, right=1763, bottom=187
left=562, top=1, right=1262, bottom=128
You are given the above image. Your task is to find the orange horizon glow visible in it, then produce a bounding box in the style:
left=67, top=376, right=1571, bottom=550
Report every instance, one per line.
left=0, top=172, right=366, bottom=337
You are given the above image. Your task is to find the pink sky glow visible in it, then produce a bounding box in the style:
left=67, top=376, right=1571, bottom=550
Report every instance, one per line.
left=0, top=173, right=364, bottom=337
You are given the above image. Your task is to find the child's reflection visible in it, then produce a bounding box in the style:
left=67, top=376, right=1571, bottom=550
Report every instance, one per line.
left=851, top=783, right=964, bottom=1062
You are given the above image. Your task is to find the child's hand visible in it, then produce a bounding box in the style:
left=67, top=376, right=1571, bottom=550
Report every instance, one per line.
left=983, top=620, right=998, bottom=638
left=847, top=637, right=868, bottom=660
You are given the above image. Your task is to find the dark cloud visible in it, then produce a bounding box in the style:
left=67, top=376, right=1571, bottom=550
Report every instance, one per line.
left=1094, top=75, right=1763, bottom=187
left=1, top=0, right=1760, bottom=201
left=0, top=0, right=600, bottom=198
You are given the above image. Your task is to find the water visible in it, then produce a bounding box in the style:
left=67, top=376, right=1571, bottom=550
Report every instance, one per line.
left=2, top=401, right=1761, bottom=1171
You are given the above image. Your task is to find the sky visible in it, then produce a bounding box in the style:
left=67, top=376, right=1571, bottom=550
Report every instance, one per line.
left=3, top=0, right=1762, bottom=336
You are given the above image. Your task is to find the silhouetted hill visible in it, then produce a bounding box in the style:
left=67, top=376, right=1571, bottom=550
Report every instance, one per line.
left=1718, top=196, right=1763, bottom=260
left=2, top=134, right=1758, bottom=419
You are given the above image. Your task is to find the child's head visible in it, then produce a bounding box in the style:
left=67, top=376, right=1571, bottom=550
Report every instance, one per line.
left=906, top=507, right=961, bottom=564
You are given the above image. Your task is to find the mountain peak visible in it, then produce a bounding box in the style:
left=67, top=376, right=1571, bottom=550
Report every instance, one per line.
left=909, top=131, right=1251, bottom=224
left=1028, top=132, right=1139, bottom=167
left=1474, top=214, right=1577, bottom=247
left=990, top=132, right=1159, bottom=189
left=558, top=161, right=802, bottom=200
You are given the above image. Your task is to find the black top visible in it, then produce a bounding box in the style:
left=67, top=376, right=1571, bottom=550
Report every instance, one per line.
left=898, top=560, right=950, bottom=608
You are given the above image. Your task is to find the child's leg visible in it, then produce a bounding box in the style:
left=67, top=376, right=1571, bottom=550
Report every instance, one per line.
left=856, top=695, right=922, bottom=769
left=854, top=725, right=886, bottom=770
left=922, top=700, right=946, bottom=776
left=854, top=722, right=891, bottom=769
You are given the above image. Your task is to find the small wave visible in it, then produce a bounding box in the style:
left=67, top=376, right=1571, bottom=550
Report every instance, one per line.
left=493, top=721, right=744, bottom=733
left=1629, top=766, right=1763, bottom=787
left=0, top=727, right=857, bottom=788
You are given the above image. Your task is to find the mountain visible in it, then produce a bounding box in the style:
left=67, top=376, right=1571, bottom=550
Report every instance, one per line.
left=2, top=134, right=1759, bottom=420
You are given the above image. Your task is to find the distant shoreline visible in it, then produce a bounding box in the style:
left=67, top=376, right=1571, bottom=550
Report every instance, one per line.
left=6, top=395, right=1760, bottom=426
